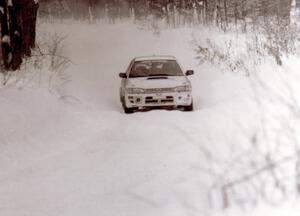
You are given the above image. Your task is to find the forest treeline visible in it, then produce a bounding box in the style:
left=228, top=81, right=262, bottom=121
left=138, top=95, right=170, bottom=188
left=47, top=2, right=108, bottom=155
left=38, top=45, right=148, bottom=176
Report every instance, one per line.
left=40, top=0, right=297, bottom=26
left=1, top=0, right=299, bottom=71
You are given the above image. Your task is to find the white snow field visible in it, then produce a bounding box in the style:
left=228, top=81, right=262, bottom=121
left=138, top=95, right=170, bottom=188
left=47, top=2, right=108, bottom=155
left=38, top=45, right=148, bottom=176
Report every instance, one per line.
left=0, top=20, right=299, bottom=216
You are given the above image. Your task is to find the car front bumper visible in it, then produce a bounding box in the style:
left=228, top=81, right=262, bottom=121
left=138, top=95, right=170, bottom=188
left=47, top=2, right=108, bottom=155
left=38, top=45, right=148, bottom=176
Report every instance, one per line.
left=124, top=91, right=192, bottom=109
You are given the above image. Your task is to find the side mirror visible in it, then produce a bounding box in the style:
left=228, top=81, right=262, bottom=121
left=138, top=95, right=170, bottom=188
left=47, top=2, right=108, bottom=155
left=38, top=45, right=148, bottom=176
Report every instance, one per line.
left=185, top=70, right=194, bottom=76
left=119, top=73, right=127, bottom=78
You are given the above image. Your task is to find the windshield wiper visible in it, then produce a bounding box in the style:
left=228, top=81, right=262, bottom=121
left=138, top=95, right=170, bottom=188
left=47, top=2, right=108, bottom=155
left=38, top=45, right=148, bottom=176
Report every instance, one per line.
left=129, top=75, right=148, bottom=78
left=148, top=74, right=170, bottom=77
left=147, top=76, right=168, bottom=80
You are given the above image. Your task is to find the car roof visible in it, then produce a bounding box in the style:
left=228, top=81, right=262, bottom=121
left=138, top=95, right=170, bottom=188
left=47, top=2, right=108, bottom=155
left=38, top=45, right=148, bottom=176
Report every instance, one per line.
left=133, top=55, right=177, bottom=62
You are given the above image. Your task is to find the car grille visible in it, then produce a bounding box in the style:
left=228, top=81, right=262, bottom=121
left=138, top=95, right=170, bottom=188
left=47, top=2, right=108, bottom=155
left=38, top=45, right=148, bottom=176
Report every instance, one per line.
left=145, top=96, right=174, bottom=104
left=144, top=88, right=174, bottom=94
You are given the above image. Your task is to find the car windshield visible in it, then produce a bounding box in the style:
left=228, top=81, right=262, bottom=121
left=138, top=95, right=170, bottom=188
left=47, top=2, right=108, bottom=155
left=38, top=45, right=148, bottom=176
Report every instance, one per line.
left=129, top=60, right=183, bottom=78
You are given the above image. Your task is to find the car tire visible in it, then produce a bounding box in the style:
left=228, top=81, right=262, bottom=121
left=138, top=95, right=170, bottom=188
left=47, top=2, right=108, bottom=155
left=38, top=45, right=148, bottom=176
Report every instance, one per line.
left=183, top=101, right=193, bottom=112
left=121, top=96, right=135, bottom=114
left=124, top=106, right=135, bottom=114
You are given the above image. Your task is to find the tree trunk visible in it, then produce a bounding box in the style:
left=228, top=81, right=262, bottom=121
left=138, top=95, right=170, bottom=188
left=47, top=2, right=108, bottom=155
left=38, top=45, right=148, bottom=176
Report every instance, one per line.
left=223, top=0, right=228, bottom=27
left=88, top=0, right=94, bottom=23
left=11, top=1, right=23, bottom=70
left=0, top=0, right=39, bottom=71
left=29, top=1, right=39, bottom=49
left=0, top=0, right=13, bottom=70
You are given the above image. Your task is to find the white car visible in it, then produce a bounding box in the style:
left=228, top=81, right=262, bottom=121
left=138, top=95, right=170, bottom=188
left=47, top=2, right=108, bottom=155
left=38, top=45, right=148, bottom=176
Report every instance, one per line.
left=119, top=56, right=194, bottom=113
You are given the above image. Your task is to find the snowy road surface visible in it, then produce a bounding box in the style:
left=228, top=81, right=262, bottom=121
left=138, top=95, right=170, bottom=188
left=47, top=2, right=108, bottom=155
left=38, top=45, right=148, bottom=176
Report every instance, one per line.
left=0, top=21, right=259, bottom=216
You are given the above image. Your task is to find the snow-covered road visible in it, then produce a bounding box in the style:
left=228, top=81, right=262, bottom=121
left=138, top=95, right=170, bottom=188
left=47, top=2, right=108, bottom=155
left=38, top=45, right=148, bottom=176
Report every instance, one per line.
left=0, top=21, right=258, bottom=216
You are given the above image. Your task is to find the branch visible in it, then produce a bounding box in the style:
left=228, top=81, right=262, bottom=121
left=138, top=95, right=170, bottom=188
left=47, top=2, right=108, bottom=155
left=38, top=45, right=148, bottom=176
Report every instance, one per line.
left=224, top=153, right=297, bottom=189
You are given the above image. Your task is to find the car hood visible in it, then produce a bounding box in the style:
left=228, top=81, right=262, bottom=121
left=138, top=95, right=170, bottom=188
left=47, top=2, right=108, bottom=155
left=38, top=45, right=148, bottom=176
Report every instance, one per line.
left=126, top=76, right=190, bottom=89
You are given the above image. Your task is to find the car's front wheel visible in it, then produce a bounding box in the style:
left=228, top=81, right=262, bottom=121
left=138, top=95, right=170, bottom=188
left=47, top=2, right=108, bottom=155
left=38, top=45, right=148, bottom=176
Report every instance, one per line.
left=183, top=101, right=194, bottom=112
left=123, top=106, right=135, bottom=114
left=121, top=96, right=135, bottom=114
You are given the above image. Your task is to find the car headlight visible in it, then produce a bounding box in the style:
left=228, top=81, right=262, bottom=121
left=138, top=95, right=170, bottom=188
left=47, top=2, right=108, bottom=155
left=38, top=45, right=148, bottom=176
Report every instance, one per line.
left=126, top=88, right=145, bottom=94
left=174, top=85, right=191, bottom=92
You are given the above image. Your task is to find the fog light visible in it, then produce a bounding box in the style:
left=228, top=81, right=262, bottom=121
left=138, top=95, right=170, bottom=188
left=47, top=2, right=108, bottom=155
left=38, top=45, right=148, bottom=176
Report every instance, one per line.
left=178, top=96, right=182, bottom=100
left=136, top=98, right=141, bottom=103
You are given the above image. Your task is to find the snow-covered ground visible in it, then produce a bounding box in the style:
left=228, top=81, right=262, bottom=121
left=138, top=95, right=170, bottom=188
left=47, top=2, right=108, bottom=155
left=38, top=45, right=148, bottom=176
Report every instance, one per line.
left=0, top=20, right=299, bottom=216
